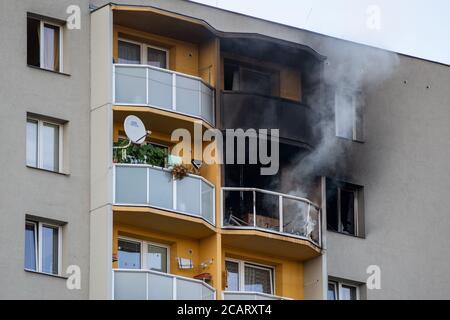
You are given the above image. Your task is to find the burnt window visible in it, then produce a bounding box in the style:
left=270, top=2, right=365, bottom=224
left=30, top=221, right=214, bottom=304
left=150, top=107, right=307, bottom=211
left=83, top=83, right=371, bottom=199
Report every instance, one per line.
left=326, top=178, right=364, bottom=237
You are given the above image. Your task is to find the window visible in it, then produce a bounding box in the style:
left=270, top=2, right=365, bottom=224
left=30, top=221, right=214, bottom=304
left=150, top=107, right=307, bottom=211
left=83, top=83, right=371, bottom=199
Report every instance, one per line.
left=224, top=59, right=277, bottom=96
left=335, top=88, right=363, bottom=141
left=326, top=178, right=364, bottom=237
left=328, top=280, right=359, bottom=300
left=24, top=220, right=62, bottom=275
left=118, top=39, right=168, bottom=69
left=225, top=259, right=274, bottom=295
left=26, top=117, right=63, bottom=172
left=27, top=16, right=63, bottom=72
left=118, top=237, right=169, bottom=272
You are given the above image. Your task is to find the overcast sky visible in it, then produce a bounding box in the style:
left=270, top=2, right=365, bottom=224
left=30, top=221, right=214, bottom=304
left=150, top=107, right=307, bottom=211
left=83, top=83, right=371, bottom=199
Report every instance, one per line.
left=190, top=0, right=450, bottom=65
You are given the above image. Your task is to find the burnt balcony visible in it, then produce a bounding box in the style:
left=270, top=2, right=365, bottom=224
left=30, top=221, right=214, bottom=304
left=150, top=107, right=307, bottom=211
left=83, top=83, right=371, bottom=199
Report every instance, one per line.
left=220, top=91, right=317, bottom=146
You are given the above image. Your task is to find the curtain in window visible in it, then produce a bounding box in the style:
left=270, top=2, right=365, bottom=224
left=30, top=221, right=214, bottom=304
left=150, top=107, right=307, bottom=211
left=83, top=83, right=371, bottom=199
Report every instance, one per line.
left=43, top=24, right=59, bottom=71
left=147, top=47, right=167, bottom=68
left=244, top=265, right=272, bottom=294
left=118, top=41, right=141, bottom=64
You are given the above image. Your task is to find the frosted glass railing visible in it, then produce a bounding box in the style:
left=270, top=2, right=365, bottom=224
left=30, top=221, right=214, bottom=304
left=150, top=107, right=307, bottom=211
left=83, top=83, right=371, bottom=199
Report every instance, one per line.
left=113, top=64, right=215, bottom=125
left=223, top=291, right=289, bottom=300
left=221, top=187, right=321, bottom=247
left=113, top=269, right=216, bottom=300
left=114, top=164, right=215, bottom=225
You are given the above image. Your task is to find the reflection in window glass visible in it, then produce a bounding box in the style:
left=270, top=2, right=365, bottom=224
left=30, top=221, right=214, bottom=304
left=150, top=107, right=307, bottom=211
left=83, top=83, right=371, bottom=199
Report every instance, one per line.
left=341, top=285, right=357, bottom=300
left=42, top=123, right=59, bottom=172
left=25, top=222, right=37, bottom=270
left=244, top=264, right=272, bottom=294
left=225, top=261, right=239, bottom=291
left=41, top=225, right=59, bottom=274
left=118, top=239, right=141, bottom=269
left=327, top=282, right=337, bottom=300
left=26, top=120, right=38, bottom=167
left=147, top=244, right=167, bottom=273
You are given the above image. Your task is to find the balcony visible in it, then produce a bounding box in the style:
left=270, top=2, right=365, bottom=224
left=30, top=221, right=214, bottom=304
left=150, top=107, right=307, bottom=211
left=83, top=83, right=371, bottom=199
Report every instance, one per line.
left=221, top=187, right=321, bottom=248
left=113, top=164, right=215, bottom=226
left=113, top=64, right=215, bottom=126
left=223, top=291, right=289, bottom=300
left=220, top=91, right=317, bottom=146
left=113, top=269, right=216, bottom=300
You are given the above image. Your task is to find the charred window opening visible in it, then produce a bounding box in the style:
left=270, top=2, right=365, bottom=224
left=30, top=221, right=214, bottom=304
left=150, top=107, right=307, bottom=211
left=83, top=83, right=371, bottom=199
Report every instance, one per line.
left=223, top=59, right=278, bottom=96
left=326, top=178, right=364, bottom=237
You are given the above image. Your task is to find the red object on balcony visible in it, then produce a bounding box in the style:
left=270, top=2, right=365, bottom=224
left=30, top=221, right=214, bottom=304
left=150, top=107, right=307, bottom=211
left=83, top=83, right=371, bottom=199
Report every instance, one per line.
left=194, top=273, right=212, bottom=281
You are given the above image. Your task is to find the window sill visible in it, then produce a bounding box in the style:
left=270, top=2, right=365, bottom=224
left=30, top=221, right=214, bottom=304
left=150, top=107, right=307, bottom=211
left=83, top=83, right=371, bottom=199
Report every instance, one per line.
left=327, top=229, right=365, bottom=239
left=27, top=64, right=70, bottom=77
left=26, top=165, right=70, bottom=176
left=24, top=269, right=67, bottom=279
left=336, top=135, right=365, bottom=144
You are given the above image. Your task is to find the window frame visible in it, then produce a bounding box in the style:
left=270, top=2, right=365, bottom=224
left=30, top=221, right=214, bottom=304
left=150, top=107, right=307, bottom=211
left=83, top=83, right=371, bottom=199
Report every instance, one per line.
left=326, top=179, right=364, bottom=237
left=27, top=17, right=64, bottom=72
left=328, top=280, right=360, bottom=300
left=225, top=258, right=275, bottom=295
left=25, top=220, right=62, bottom=276
left=334, top=87, right=363, bottom=142
left=117, top=236, right=170, bottom=273
left=118, top=38, right=169, bottom=69
left=27, top=117, right=64, bottom=173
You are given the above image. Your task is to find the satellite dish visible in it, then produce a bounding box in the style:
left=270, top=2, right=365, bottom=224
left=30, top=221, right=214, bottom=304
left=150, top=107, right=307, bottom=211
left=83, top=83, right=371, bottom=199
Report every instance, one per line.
left=124, top=115, right=148, bottom=144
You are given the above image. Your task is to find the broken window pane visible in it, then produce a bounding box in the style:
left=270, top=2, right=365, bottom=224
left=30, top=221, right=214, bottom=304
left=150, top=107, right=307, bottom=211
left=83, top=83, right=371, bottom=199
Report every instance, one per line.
left=340, top=188, right=356, bottom=235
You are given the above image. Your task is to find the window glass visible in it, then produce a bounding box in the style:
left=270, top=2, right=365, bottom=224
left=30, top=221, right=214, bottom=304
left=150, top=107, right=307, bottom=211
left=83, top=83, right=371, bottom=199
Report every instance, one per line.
left=225, top=261, right=239, bottom=291
left=41, top=225, right=59, bottom=274
left=42, top=24, right=60, bottom=71
left=147, top=47, right=167, bottom=68
left=25, top=222, right=37, bottom=270
left=340, top=189, right=356, bottom=235
left=244, top=264, right=273, bottom=294
left=118, top=239, right=141, bottom=269
left=26, top=120, right=38, bottom=167
left=118, top=40, right=141, bottom=64
left=335, top=90, right=355, bottom=139
left=146, top=244, right=168, bottom=273
left=341, top=285, right=357, bottom=300
left=27, top=18, right=40, bottom=67
left=327, top=282, right=337, bottom=300
left=42, top=123, right=59, bottom=172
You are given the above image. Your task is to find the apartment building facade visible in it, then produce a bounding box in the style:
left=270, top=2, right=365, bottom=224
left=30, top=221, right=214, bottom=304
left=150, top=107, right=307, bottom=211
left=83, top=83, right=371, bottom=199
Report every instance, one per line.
left=1, top=0, right=449, bottom=300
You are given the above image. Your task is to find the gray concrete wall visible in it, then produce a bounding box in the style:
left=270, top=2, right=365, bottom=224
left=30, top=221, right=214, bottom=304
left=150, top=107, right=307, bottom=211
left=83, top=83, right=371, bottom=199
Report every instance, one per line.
left=0, top=0, right=91, bottom=299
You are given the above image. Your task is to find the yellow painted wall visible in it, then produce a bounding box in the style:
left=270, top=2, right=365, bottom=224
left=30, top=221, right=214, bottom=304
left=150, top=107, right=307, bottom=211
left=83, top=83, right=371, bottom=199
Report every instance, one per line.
left=223, top=247, right=304, bottom=300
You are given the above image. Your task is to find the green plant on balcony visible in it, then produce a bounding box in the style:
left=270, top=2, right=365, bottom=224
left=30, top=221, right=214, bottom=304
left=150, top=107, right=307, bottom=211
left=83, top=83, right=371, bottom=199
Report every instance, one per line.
left=113, top=139, right=167, bottom=167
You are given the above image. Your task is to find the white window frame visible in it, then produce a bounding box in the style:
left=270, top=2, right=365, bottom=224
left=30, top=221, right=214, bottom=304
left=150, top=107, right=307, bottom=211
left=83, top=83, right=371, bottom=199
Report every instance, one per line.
left=25, top=221, right=38, bottom=271
left=25, top=220, right=62, bottom=276
left=335, top=87, right=358, bottom=140
left=225, top=258, right=275, bottom=295
left=118, top=38, right=169, bottom=69
left=27, top=117, right=64, bottom=173
left=328, top=280, right=360, bottom=300
left=118, top=236, right=170, bottom=273
left=38, top=20, right=64, bottom=72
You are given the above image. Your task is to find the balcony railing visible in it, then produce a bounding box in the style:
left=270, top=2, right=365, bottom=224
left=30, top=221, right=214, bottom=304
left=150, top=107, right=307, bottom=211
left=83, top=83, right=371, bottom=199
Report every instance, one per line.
left=113, top=164, right=215, bottom=225
left=221, top=187, right=321, bottom=247
left=113, top=64, right=215, bottom=125
left=113, top=269, right=216, bottom=300
left=223, top=291, right=289, bottom=300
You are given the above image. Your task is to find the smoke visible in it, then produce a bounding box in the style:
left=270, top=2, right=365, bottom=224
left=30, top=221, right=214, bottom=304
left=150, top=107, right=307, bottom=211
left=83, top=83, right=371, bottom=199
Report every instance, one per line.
left=282, top=44, right=399, bottom=200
